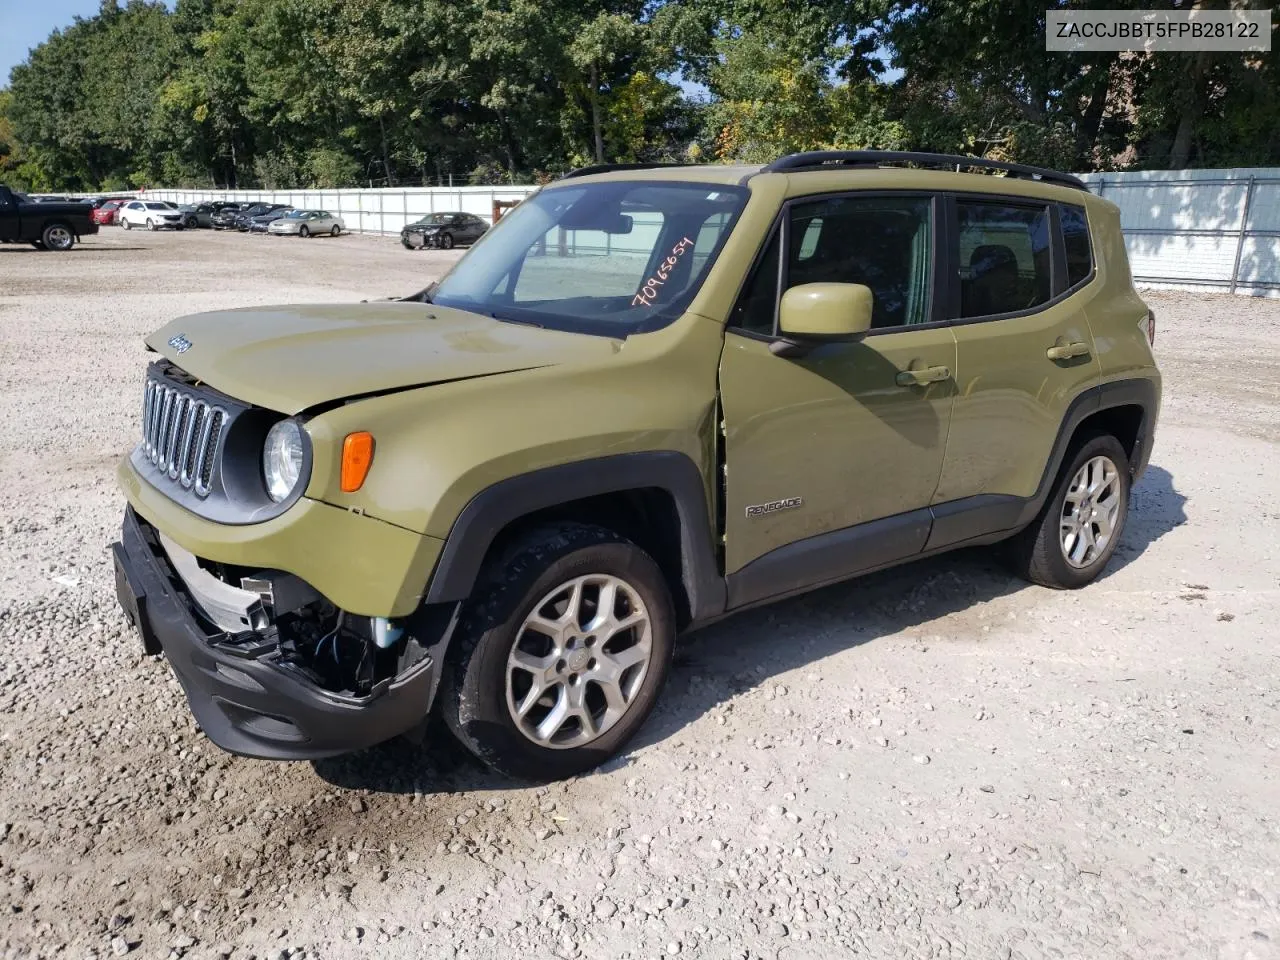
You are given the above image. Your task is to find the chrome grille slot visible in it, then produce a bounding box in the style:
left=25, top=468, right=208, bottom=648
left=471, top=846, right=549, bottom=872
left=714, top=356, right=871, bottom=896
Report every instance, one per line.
left=140, top=373, right=226, bottom=498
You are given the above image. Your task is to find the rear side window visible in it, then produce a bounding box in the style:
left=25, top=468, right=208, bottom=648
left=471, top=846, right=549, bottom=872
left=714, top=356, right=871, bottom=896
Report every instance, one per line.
left=956, top=201, right=1052, bottom=318
left=1060, top=203, right=1092, bottom=288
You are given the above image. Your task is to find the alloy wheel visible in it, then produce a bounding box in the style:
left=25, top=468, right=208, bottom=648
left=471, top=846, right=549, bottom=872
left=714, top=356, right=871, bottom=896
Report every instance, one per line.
left=46, top=226, right=73, bottom=250
left=1060, top=455, right=1122, bottom=568
left=505, top=574, right=653, bottom=749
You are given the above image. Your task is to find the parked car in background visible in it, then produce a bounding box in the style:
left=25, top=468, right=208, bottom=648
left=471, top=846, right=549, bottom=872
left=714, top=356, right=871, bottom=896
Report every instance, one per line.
left=400, top=212, right=488, bottom=250
left=119, top=200, right=185, bottom=231
left=0, top=185, right=100, bottom=250
left=211, top=204, right=249, bottom=230
left=247, top=208, right=294, bottom=233
left=268, top=209, right=344, bottom=237
left=178, top=203, right=222, bottom=228
left=92, top=200, right=127, bottom=226
left=220, top=202, right=289, bottom=231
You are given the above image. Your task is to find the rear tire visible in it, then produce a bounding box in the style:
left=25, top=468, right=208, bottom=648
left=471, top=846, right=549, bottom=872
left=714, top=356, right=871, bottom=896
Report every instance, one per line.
left=41, top=223, right=75, bottom=251
left=1007, top=433, right=1131, bottom=589
left=439, top=523, right=676, bottom=781
left=330, top=225, right=340, bottom=237
left=122, top=218, right=132, bottom=230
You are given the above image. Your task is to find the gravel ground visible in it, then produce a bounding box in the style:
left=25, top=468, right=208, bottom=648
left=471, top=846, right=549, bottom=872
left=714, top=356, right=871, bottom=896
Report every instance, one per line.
left=1, top=227, right=1278, bottom=960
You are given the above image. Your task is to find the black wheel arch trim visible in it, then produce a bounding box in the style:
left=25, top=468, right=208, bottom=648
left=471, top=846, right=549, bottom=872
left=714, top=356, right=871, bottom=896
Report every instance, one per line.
left=422, top=451, right=726, bottom=624
left=1010, top=375, right=1158, bottom=531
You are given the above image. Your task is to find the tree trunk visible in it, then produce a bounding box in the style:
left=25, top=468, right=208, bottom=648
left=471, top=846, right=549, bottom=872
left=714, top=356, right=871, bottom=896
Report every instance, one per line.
left=379, top=115, right=395, bottom=186
left=590, top=62, right=604, bottom=164
left=1169, top=50, right=1210, bottom=169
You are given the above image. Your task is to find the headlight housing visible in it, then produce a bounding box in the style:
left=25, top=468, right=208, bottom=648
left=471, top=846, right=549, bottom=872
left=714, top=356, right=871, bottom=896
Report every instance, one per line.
left=263, top=418, right=305, bottom=502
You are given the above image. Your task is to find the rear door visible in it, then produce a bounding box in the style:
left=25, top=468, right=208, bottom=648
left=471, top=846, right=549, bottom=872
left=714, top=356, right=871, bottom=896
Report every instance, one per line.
left=718, top=192, right=957, bottom=592
left=928, top=195, right=1101, bottom=547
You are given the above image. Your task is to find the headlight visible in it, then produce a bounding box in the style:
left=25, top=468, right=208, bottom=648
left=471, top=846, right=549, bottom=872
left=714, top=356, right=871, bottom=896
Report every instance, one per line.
left=263, top=419, right=305, bottom=502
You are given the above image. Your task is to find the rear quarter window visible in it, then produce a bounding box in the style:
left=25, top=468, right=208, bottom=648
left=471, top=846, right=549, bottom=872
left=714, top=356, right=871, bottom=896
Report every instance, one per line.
left=1060, top=204, right=1093, bottom=288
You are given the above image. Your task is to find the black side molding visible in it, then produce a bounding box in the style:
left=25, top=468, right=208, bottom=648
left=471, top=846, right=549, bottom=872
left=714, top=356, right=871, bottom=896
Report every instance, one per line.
left=423, top=451, right=726, bottom=623
left=725, top=508, right=932, bottom=611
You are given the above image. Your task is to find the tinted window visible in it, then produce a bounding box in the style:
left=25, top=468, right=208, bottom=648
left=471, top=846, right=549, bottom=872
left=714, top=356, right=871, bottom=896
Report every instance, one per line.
left=786, top=195, right=934, bottom=329
left=1061, top=204, right=1092, bottom=288
left=956, top=201, right=1051, bottom=318
left=729, top=230, right=780, bottom=335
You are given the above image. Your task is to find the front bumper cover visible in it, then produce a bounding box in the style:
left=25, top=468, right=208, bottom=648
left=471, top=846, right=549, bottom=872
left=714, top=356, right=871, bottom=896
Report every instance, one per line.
left=112, top=507, right=439, bottom=760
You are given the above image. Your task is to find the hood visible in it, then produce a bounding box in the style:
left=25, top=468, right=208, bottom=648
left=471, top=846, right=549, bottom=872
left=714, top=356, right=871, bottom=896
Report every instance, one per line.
left=144, top=301, right=623, bottom=414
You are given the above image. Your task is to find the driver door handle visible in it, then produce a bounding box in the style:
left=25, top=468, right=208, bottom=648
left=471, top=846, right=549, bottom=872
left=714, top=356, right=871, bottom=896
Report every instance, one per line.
left=1046, top=341, right=1091, bottom=360
left=895, top=365, right=951, bottom=387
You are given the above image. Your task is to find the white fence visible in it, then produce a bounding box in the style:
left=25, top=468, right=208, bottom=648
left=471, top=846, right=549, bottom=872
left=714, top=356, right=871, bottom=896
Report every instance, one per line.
left=111, top=166, right=1280, bottom=297
left=139, top=185, right=538, bottom=236
left=1078, top=168, right=1280, bottom=298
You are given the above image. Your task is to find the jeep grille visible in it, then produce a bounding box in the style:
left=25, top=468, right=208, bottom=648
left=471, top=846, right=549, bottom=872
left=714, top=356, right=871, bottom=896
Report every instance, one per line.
left=142, top=376, right=225, bottom=497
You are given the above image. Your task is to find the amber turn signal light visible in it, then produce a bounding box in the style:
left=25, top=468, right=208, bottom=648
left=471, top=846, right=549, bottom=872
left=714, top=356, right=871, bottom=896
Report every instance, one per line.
left=341, top=432, right=375, bottom=492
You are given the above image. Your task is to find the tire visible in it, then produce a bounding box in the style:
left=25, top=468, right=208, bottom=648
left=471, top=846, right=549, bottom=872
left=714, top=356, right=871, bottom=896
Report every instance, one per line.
left=146, top=218, right=155, bottom=231
left=440, top=232, right=454, bottom=250
left=1007, top=433, right=1131, bottom=589
left=330, top=225, right=340, bottom=237
left=298, top=225, right=309, bottom=238
left=122, top=218, right=132, bottom=230
left=41, top=223, right=75, bottom=251
left=439, top=523, right=676, bottom=781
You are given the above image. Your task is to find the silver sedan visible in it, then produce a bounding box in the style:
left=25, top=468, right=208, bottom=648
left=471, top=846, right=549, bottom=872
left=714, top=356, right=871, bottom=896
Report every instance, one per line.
left=267, top=210, right=345, bottom=237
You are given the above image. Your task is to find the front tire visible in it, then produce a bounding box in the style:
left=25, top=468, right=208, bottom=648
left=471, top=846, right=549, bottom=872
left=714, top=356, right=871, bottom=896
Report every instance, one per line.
left=439, top=524, right=676, bottom=781
left=298, top=225, right=309, bottom=238
left=439, top=232, right=454, bottom=250
left=1008, top=433, right=1131, bottom=589
left=146, top=218, right=156, bottom=231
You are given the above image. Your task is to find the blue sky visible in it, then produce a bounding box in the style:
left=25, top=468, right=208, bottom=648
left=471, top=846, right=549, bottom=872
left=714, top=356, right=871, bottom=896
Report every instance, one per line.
left=1, top=0, right=104, bottom=84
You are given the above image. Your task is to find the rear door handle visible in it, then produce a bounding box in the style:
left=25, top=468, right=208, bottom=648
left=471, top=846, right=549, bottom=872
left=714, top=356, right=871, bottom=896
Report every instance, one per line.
left=1046, top=341, right=1091, bottom=360
left=895, top=365, right=951, bottom=387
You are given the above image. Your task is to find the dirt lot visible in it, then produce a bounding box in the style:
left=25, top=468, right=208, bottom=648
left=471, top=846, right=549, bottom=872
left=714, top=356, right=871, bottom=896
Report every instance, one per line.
left=1, top=226, right=1278, bottom=960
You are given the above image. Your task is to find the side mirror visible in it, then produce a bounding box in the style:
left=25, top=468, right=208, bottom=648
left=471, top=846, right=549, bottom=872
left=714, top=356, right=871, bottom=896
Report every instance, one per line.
left=774, top=283, right=873, bottom=354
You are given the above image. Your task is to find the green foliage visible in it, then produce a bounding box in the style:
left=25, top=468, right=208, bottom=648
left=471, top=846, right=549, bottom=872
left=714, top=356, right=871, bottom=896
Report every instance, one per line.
left=1, top=0, right=1277, bottom=191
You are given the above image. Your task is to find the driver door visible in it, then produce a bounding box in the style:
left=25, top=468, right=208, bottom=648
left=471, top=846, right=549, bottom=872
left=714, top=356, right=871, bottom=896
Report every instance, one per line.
left=719, top=192, right=956, bottom=603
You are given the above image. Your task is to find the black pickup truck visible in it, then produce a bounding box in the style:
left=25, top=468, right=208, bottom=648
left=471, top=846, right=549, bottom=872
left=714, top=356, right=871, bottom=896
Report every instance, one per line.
left=0, top=185, right=98, bottom=251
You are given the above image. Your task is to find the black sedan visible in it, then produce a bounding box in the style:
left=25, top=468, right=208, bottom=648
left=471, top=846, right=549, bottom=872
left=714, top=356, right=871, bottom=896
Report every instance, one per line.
left=401, top=212, right=488, bottom=250
left=247, top=208, right=294, bottom=233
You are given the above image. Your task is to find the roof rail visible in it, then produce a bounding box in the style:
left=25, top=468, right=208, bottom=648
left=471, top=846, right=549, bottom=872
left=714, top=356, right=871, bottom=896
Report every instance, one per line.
left=764, top=150, right=1087, bottom=191
left=559, top=162, right=688, bottom=180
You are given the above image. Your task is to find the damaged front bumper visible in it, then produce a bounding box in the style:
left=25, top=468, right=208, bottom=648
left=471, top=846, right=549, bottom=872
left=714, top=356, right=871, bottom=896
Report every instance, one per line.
left=112, top=507, right=451, bottom=760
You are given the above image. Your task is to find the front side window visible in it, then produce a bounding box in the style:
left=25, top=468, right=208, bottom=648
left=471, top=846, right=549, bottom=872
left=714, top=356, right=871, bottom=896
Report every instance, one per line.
left=786, top=195, right=934, bottom=329
left=1060, top=203, right=1092, bottom=288
left=431, top=181, right=747, bottom=337
left=956, top=201, right=1052, bottom=318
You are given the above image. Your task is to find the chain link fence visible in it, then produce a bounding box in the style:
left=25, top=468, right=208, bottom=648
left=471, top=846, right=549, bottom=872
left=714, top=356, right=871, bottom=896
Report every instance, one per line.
left=1079, top=168, right=1280, bottom=297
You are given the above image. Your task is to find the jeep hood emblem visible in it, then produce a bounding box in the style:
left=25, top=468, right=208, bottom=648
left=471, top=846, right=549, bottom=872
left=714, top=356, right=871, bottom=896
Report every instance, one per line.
left=168, top=333, right=193, bottom=354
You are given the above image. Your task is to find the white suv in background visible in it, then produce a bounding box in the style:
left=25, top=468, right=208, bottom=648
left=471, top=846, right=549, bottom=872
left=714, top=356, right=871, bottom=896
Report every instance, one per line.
left=119, top=200, right=185, bottom=231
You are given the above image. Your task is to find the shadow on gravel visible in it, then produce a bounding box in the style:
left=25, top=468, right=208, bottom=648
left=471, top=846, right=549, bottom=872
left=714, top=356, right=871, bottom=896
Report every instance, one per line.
left=1102, top=464, right=1187, bottom=577
left=313, top=462, right=1187, bottom=795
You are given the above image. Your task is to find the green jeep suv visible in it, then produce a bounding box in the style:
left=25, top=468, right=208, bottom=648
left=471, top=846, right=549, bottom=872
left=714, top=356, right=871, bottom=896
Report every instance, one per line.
left=112, top=151, right=1160, bottom=780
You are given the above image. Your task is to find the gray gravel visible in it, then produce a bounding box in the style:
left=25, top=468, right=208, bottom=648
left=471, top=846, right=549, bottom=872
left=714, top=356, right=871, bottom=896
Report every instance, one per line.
left=1, top=229, right=1278, bottom=960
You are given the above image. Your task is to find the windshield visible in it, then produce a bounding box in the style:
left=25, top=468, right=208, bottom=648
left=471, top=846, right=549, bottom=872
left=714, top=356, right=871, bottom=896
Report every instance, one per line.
left=285, top=210, right=308, bottom=219
left=430, top=181, right=747, bottom=337
left=417, top=213, right=456, bottom=225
